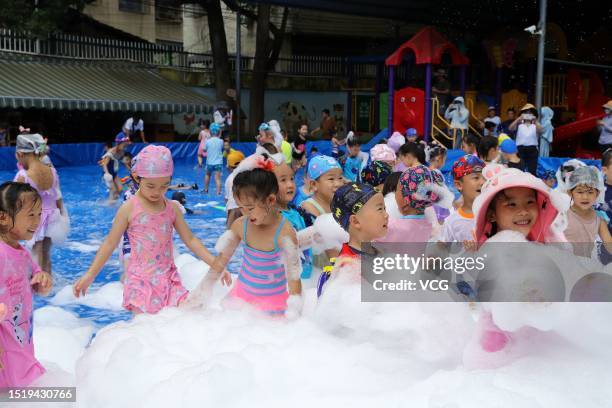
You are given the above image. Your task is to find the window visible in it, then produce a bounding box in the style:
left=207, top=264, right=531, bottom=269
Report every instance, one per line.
left=156, top=0, right=182, bottom=22
left=119, top=0, right=148, bottom=14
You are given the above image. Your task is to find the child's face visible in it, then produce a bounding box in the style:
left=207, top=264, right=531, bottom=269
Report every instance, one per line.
left=455, top=172, right=485, bottom=203
left=461, top=142, right=475, bottom=154
left=571, top=184, right=598, bottom=210
left=273, top=163, right=296, bottom=205
left=544, top=178, right=556, bottom=188
left=236, top=194, right=276, bottom=226
left=299, top=125, right=308, bottom=136
left=399, top=153, right=418, bottom=168
left=0, top=195, right=41, bottom=242
left=312, top=168, right=344, bottom=204
left=139, top=176, right=171, bottom=203
left=602, top=165, right=612, bottom=183
left=224, top=141, right=231, bottom=150
left=259, top=130, right=274, bottom=145
left=352, top=193, right=388, bottom=240
left=488, top=187, right=539, bottom=237
left=348, top=145, right=361, bottom=157
left=122, top=157, right=132, bottom=168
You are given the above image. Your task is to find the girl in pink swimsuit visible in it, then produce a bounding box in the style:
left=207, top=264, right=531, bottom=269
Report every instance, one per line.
left=0, top=182, right=53, bottom=387
left=73, top=145, right=217, bottom=314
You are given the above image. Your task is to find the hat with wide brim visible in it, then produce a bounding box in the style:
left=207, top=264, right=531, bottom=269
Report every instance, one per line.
left=520, top=103, right=536, bottom=112
left=603, top=100, right=612, bottom=110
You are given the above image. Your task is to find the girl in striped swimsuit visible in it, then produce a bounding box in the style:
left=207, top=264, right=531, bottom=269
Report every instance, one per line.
left=188, top=155, right=302, bottom=315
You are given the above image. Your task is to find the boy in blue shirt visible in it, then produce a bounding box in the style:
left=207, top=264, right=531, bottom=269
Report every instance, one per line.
left=337, top=134, right=366, bottom=182
left=204, top=123, right=225, bottom=195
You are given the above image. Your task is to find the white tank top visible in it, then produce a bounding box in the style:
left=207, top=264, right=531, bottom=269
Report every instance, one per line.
left=516, top=123, right=538, bottom=147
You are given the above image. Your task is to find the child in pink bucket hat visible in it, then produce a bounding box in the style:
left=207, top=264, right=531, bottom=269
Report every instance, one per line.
left=74, top=145, right=218, bottom=314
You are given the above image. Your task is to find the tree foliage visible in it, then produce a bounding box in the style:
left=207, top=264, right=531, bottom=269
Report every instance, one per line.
left=0, top=0, right=92, bottom=37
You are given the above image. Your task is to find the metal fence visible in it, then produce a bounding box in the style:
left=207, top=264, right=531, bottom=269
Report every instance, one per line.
left=0, top=29, right=388, bottom=79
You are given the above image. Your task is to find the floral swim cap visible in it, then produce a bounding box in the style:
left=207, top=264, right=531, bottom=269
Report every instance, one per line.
left=133, top=145, right=174, bottom=178
left=399, top=164, right=447, bottom=210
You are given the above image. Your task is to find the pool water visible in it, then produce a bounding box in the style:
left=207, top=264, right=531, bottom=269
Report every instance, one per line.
left=0, top=163, right=238, bottom=327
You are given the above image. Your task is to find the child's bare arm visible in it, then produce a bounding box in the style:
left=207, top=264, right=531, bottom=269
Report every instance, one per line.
left=172, top=202, right=215, bottom=265
left=599, top=221, right=612, bottom=254
left=279, top=225, right=302, bottom=296
left=73, top=202, right=131, bottom=297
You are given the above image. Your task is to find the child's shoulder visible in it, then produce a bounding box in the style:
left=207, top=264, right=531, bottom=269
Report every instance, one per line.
left=230, top=215, right=246, bottom=238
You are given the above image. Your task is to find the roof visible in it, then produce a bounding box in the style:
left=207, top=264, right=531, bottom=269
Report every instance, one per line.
left=0, top=53, right=214, bottom=113
left=385, top=26, right=469, bottom=66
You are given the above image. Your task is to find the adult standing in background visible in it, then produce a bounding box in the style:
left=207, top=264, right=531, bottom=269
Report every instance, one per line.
left=509, top=103, right=543, bottom=176
left=499, top=107, right=517, bottom=139
left=312, top=109, right=337, bottom=139
left=444, top=96, right=470, bottom=149
left=122, top=115, right=146, bottom=143
left=598, top=100, right=612, bottom=154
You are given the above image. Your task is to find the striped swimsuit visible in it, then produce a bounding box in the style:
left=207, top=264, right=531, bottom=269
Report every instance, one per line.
left=228, top=217, right=289, bottom=315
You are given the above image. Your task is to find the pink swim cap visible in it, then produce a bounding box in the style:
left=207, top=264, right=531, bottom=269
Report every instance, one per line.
left=133, top=145, right=174, bottom=178
left=370, top=143, right=396, bottom=162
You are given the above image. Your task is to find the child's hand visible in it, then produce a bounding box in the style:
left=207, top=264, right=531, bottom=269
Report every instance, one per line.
left=31, top=272, right=53, bottom=296
left=221, top=269, right=233, bottom=286
left=73, top=273, right=95, bottom=298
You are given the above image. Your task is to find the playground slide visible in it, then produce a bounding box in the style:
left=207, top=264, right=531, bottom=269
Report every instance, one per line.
left=554, top=113, right=605, bottom=143
left=362, top=128, right=389, bottom=151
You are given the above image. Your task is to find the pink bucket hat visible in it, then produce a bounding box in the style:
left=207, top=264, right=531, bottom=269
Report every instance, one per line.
left=387, top=132, right=406, bottom=153
left=370, top=143, right=396, bottom=162
left=473, top=164, right=569, bottom=247
left=133, top=145, right=174, bottom=178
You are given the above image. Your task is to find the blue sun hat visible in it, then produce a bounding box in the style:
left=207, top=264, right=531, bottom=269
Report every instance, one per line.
left=307, top=155, right=341, bottom=180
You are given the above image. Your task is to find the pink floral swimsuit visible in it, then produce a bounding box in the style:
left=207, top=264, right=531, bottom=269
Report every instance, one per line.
left=123, top=196, right=188, bottom=313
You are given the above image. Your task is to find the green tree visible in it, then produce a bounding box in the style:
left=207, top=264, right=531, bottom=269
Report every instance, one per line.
left=0, top=0, right=91, bottom=37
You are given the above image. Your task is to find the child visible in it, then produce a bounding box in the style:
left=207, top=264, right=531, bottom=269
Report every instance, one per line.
left=361, top=161, right=392, bottom=190
left=100, top=133, right=131, bottom=202
left=473, top=164, right=569, bottom=246
left=405, top=128, right=427, bottom=147
left=396, top=142, right=426, bottom=172
left=332, top=182, right=388, bottom=257
left=197, top=119, right=211, bottom=168
left=370, top=143, right=396, bottom=168
left=461, top=133, right=480, bottom=156
left=387, top=131, right=405, bottom=153
left=379, top=165, right=453, bottom=242
left=273, top=161, right=314, bottom=279
left=0, top=182, right=52, bottom=387
left=73, top=145, right=217, bottom=314
left=291, top=123, right=308, bottom=170
left=203, top=123, right=224, bottom=195
left=477, top=136, right=500, bottom=164
left=564, top=166, right=612, bottom=258
left=499, top=139, right=524, bottom=170
left=14, top=134, right=65, bottom=274
left=466, top=164, right=570, bottom=365
left=337, top=134, right=366, bottom=182
left=382, top=171, right=403, bottom=219
left=426, top=143, right=447, bottom=171
left=189, top=157, right=302, bottom=315
left=440, top=155, right=485, bottom=243
left=281, top=129, right=293, bottom=165
left=301, top=155, right=344, bottom=218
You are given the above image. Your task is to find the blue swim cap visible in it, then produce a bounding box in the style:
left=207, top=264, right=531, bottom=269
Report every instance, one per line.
left=210, top=123, right=221, bottom=135
left=307, top=155, right=341, bottom=180
left=500, top=139, right=517, bottom=154
left=258, top=122, right=270, bottom=132
left=405, top=128, right=418, bottom=137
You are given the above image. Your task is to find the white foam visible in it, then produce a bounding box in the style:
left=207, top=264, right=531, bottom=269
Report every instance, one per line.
left=51, top=282, right=124, bottom=311
left=34, top=306, right=94, bottom=374
left=65, top=241, right=100, bottom=253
